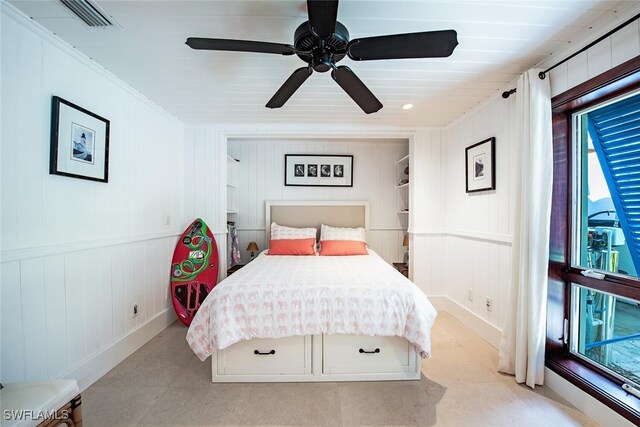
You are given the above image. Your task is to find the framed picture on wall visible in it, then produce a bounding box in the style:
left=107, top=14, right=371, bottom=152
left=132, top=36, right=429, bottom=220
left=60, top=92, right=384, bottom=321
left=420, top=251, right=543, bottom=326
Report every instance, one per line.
left=465, top=137, right=495, bottom=193
left=285, top=154, right=353, bottom=187
left=50, top=96, right=110, bottom=183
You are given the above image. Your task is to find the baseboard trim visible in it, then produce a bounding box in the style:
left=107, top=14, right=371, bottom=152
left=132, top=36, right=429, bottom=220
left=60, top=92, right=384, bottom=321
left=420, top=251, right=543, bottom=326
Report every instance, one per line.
left=64, top=309, right=177, bottom=391
left=545, top=368, right=636, bottom=427
left=429, top=295, right=502, bottom=349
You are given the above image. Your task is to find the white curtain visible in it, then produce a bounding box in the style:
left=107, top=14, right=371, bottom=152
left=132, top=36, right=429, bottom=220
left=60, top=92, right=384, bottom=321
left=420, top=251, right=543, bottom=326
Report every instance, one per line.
left=498, top=69, right=553, bottom=388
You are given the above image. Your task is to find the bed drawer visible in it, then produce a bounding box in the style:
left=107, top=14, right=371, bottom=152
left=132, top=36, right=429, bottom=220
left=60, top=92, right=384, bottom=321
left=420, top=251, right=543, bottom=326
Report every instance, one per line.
left=322, top=335, right=412, bottom=374
left=217, top=335, right=312, bottom=376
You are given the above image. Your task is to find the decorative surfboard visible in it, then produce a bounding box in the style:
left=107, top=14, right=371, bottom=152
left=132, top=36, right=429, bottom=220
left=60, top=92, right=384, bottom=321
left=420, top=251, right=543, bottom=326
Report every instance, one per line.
left=170, top=218, right=219, bottom=326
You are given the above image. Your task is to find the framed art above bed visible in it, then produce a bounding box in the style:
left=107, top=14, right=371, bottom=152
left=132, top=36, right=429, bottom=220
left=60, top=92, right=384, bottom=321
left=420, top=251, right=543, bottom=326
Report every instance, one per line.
left=285, top=154, right=353, bottom=187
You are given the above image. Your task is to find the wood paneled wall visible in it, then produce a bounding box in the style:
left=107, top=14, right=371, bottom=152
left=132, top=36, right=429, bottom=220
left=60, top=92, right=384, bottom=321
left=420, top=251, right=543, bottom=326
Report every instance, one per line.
left=419, top=14, right=640, bottom=340
left=548, top=17, right=640, bottom=97
left=413, top=93, right=518, bottom=333
left=183, top=126, right=228, bottom=281
left=1, top=7, right=185, bottom=387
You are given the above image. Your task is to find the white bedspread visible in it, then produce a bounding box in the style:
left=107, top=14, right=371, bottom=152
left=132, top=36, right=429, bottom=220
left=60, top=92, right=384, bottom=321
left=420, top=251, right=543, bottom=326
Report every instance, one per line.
left=186, top=250, right=437, bottom=361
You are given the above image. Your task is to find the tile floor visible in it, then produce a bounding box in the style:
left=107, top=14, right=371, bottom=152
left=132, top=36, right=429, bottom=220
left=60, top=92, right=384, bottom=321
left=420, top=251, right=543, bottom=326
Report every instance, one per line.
left=83, top=313, right=599, bottom=426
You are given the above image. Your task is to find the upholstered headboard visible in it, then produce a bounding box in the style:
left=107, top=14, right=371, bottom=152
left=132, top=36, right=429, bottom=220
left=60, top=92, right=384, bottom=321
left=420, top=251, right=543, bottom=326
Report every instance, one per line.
left=265, top=201, right=369, bottom=242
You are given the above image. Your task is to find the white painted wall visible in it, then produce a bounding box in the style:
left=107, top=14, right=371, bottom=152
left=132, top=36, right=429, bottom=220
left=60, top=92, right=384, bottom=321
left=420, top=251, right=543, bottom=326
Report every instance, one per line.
left=227, top=137, right=408, bottom=265
left=0, top=5, right=185, bottom=389
left=407, top=129, right=445, bottom=296
left=182, top=127, right=437, bottom=277
left=416, top=10, right=640, bottom=425
left=418, top=12, right=640, bottom=343
left=410, top=93, right=517, bottom=340
left=546, top=15, right=640, bottom=97
left=183, top=126, right=228, bottom=282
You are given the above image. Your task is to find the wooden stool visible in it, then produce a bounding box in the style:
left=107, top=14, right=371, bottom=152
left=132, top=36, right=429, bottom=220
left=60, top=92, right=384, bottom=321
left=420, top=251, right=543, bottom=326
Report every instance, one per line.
left=1, top=380, right=82, bottom=427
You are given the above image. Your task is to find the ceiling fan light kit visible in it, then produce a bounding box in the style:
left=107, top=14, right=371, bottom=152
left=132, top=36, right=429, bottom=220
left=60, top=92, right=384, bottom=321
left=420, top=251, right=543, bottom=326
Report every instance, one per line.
left=186, top=0, right=458, bottom=114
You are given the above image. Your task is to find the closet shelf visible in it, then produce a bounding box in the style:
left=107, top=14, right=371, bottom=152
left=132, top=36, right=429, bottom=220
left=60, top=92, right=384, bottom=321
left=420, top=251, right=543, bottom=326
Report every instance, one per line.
left=396, top=154, right=409, bottom=164
left=396, top=182, right=409, bottom=189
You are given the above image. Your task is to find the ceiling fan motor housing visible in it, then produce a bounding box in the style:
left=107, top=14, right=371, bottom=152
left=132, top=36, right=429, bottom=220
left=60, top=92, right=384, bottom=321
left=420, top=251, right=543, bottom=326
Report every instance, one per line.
left=294, top=20, right=349, bottom=71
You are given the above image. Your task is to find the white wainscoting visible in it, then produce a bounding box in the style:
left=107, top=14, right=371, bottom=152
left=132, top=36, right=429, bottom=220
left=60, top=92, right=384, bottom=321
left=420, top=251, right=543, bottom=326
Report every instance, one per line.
left=442, top=234, right=512, bottom=333
left=412, top=230, right=512, bottom=332
left=1, top=5, right=186, bottom=387
left=1, top=235, right=178, bottom=388
left=440, top=91, right=516, bottom=332
left=410, top=90, right=518, bottom=333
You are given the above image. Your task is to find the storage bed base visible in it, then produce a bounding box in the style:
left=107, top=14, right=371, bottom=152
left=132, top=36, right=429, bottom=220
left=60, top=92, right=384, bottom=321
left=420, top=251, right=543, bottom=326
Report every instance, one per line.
left=211, top=334, right=421, bottom=383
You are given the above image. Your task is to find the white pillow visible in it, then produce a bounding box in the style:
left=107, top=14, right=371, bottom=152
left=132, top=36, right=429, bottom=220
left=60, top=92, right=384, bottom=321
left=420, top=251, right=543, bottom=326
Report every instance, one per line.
left=320, top=224, right=366, bottom=242
left=270, top=222, right=317, bottom=240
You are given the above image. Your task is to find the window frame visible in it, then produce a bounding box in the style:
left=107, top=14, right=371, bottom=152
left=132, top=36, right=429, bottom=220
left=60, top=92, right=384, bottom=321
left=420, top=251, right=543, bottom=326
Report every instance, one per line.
left=547, top=55, right=640, bottom=425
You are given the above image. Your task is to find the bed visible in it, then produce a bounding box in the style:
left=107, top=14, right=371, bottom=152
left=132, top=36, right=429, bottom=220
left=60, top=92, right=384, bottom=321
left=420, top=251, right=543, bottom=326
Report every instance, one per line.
left=186, top=201, right=437, bottom=382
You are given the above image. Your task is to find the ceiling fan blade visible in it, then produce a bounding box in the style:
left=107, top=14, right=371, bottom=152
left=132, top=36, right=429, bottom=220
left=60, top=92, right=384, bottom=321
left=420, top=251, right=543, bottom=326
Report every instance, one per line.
left=331, top=66, right=382, bottom=114
left=347, top=30, right=458, bottom=61
left=186, top=38, right=296, bottom=55
left=266, top=67, right=313, bottom=109
left=307, top=0, right=339, bottom=38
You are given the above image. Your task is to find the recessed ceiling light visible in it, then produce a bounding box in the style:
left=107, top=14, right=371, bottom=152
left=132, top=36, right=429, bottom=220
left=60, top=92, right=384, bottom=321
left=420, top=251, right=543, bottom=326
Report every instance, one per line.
left=402, top=103, right=414, bottom=110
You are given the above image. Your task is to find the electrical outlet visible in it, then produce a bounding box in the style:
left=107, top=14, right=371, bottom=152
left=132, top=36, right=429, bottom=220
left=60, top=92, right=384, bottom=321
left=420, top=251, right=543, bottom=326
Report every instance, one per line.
left=133, top=304, right=138, bottom=317
left=485, top=297, right=493, bottom=312
left=467, top=288, right=473, bottom=302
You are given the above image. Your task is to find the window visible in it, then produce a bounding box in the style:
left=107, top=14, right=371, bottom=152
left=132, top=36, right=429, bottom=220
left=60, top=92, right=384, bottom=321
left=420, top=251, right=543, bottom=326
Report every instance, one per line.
left=576, top=92, right=640, bottom=276
left=570, top=284, right=640, bottom=386
left=547, top=56, right=640, bottom=425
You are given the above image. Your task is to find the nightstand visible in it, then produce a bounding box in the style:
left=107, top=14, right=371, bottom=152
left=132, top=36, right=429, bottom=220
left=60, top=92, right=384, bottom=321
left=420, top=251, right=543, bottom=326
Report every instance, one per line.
left=393, top=262, right=408, bottom=278
left=227, top=264, right=245, bottom=276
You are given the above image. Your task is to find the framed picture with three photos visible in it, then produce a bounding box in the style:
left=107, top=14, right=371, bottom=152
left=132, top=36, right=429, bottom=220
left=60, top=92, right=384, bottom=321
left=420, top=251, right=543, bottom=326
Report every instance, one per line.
left=285, top=154, right=353, bottom=187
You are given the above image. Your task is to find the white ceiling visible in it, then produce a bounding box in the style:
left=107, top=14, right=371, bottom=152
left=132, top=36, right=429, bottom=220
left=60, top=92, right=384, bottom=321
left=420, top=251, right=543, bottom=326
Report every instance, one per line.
left=8, top=0, right=636, bottom=127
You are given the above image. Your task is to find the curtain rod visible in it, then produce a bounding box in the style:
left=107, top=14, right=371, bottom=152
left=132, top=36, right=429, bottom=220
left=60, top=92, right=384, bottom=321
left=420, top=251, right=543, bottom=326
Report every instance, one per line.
left=538, top=11, right=640, bottom=80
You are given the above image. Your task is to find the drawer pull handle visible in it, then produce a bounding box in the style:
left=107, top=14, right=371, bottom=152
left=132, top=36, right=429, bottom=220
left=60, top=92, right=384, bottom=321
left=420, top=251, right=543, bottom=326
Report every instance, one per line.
left=359, top=348, right=380, bottom=354
left=254, top=349, right=276, bottom=355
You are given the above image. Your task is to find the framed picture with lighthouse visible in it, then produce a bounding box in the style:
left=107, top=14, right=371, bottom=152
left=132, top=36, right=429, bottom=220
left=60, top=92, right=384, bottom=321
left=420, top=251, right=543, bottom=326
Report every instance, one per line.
left=50, top=96, right=110, bottom=183
left=465, top=137, right=495, bottom=193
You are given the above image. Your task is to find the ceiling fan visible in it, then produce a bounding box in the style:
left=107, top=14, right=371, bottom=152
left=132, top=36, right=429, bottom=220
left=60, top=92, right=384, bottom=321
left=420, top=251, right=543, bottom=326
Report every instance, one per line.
left=186, top=0, right=458, bottom=114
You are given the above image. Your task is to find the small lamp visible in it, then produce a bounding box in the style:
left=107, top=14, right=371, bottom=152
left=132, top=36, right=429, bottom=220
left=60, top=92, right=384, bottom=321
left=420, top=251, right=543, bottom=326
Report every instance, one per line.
left=247, top=242, right=259, bottom=261
left=402, top=235, right=409, bottom=264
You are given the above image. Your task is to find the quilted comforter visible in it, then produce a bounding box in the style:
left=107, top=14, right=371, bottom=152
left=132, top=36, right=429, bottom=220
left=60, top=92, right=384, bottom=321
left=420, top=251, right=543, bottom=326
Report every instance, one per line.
left=186, top=250, right=437, bottom=360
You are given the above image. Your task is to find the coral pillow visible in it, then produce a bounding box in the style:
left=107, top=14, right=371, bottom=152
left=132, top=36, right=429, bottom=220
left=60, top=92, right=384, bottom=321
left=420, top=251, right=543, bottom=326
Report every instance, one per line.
left=268, top=238, right=316, bottom=255
left=319, top=240, right=368, bottom=256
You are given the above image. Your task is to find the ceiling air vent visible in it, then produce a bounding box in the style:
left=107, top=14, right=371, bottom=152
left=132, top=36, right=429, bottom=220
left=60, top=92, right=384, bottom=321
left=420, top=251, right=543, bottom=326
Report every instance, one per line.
left=59, top=0, right=115, bottom=27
